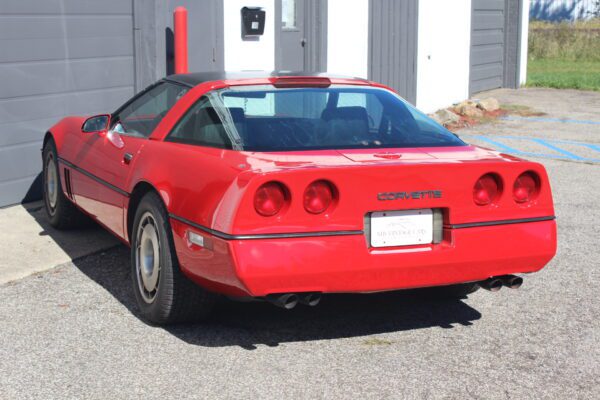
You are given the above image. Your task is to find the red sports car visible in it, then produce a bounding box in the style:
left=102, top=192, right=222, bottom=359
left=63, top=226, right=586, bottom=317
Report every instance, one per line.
left=43, top=72, right=557, bottom=324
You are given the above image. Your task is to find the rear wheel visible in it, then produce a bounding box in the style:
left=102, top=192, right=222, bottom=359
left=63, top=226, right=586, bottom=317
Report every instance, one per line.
left=42, top=139, right=88, bottom=229
left=131, top=191, right=217, bottom=324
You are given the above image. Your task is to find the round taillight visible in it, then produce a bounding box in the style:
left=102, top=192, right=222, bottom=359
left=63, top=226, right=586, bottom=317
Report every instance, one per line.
left=254, top=182, right=287, bottom=216
left=513, top=172, right=540, bottom=203
left=473, top=173, right=501, bottom=206
left=304, top=180, right=335, bottom=214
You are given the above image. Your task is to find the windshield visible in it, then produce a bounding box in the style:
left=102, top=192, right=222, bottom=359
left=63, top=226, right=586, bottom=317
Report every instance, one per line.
left=166, top=85, right=466, bottom=151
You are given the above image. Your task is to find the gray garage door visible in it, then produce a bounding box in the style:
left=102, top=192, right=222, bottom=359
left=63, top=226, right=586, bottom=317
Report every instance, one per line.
left=470, top=0, right=507, bottom=94
left=368, top=0, right=418, bottom=105
left=0, top=0, right=135, bottom=207
left=470, top=0, right=522, bottom=95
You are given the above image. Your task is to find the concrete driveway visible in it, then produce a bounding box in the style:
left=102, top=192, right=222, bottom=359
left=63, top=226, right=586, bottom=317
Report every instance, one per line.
left=1, top=88, right=599, bottom=399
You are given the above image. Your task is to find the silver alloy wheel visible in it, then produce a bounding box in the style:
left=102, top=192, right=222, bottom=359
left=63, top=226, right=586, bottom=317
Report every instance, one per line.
left=46, top=155, right=58, bottom=210
left=136, top=212, right=161, bottom=303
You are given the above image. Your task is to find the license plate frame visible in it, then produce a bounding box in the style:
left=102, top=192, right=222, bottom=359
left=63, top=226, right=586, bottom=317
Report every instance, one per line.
left=370, top=209, right=433, bottom=248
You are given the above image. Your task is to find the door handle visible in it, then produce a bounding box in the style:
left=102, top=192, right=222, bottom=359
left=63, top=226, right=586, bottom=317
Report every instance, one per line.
left=301, top=38, right=307, bottom=47
left=123, top=152, right=133, bottom=165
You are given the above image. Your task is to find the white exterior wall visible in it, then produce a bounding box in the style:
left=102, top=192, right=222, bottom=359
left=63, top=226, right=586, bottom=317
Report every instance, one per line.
left=223, top=0, right=275, bottom=71
left=520, top=0, right=530, bottom=85
left=326, top=0, right=369, bottom=78
left=416, top=0, right=472, bottom=113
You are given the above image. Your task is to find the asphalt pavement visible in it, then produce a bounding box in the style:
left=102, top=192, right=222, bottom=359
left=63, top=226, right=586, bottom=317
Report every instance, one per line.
left=1, top=88, right=599, bottom=399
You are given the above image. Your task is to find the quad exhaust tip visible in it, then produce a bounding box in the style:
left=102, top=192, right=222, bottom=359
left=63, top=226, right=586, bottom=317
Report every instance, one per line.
left=266, top=292, right=322, bottom=309
left=299, top=293, right=321, bottom=307
left=480, top=277, right=503, bottom=292
left=266, top=293, right=299, bottom=309
left=499, top=275, right=523, bottom=289
left=480, top=275, right=523, bottom=291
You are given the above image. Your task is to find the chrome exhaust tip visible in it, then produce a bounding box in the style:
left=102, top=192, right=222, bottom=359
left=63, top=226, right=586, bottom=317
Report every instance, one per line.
left=266, top=293, right=299, bottom=310
left=298, top=292, right=321, bottom=307
left=480, top=277, right=503, bottom=292
left=499, top=275, right=523, bottom=289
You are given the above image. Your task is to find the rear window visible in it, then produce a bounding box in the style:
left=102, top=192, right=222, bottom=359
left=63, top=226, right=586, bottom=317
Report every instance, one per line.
left=166, top=85, right=465, bottom=151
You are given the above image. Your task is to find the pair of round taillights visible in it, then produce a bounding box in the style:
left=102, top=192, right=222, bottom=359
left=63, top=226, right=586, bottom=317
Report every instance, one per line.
left=254, top=180, right=336, bottom=217
left=473, top=171, right=540, bottom=206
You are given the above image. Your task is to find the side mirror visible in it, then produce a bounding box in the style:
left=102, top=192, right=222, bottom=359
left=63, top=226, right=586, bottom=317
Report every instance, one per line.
left=82, top=114, right=110, bottom=133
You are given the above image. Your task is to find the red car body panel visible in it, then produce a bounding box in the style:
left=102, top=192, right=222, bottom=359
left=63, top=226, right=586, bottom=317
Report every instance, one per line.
left=47, top=75, right=557, bottom=298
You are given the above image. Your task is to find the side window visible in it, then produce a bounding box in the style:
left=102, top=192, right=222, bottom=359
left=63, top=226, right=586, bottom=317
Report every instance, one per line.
left=112, top=82, right=188, bottom=138
left=166, top=97, right=233, bottom=149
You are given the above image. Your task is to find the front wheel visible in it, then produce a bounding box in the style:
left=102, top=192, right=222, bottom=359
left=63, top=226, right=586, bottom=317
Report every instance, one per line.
left=42, top=139, right=88, bottom=229
left=131, top=191, right=217, bottom=324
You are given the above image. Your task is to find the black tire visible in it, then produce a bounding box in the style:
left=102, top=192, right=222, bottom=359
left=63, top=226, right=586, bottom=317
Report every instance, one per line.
left=131, top=191, right=217, bottom=324
left=427, top=282, right=480, bottom=299
left=42, top=139, right=88, bottom=229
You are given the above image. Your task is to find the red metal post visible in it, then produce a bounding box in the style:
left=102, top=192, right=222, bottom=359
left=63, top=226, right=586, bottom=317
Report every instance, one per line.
left=174, top=6, right=188, bottom=74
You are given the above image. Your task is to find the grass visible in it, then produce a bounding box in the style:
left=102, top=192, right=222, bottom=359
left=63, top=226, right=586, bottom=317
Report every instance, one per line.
left=527, top=59, right=600, bottom=91
left=526, top=18, right=600, bottom=91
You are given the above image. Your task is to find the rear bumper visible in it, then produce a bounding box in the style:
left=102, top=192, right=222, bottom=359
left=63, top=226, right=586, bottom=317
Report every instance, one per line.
left=172, top=219, right=557, bottom=297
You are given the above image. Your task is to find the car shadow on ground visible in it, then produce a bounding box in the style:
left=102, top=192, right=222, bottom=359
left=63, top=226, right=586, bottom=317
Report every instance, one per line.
left=28, top=208, right=482, bottom=350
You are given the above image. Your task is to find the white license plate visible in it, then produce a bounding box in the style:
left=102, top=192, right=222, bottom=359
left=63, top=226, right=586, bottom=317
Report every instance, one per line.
left=370, top=209, right=433, bottom=248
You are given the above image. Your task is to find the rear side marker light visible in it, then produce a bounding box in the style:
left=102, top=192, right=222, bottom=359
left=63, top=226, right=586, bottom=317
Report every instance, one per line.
left=473, top=173, right=502, bottom=206
left=187, top=231, right=213, bottom=250
left=304, top=180, right=336, bottom=214
left=513, top=171, right=540, bottom=203
left=254, top=181, right=288, bottom=216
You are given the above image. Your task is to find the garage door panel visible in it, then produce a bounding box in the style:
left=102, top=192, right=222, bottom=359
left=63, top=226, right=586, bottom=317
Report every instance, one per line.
left=0, top=57, right=134, bottom=99
left=470, top=29, right=504, bottom=46
left=470, top=63, right=504, bottom=81
left=0, top=143, right=43, bottom=180
left=471, top=12, right=504, bottom=30
left=0, top=87, right=132, bottom=124
left=0, top=117, right=61, bottom=147
left=471, top=45, right=504, bottom=65
left=0, top=0, right=132, bottom=15
left=471, top=76, right=504, bottom=94
left=472, top=0, right=505, bottom=10
left=0, top=36, right=133, bottom=63
left=0, top=16, right=132, bottom=40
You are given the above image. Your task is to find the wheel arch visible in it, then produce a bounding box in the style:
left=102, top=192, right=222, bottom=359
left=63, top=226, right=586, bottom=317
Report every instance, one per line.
left=126, top=181, right=168, bottom=244
left=43, top=131, right=54, bottom=149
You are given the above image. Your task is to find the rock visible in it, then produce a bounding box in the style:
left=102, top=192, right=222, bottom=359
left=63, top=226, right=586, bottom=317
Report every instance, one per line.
left=456, top=100, right=477, bottom=109
left=432, top=109, right=460, bottom=125
left=477, top=97, right=500, bottom=112
left=455, top=103, right=483, bottom=118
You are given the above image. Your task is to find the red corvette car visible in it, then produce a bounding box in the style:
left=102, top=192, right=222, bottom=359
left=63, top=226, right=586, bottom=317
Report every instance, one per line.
left=43, top=72, right=556, bottom=324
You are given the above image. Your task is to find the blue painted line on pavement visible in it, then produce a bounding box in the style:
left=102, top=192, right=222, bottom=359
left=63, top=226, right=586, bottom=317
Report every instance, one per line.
left=530, top=138, right=586, bottom=160
left=465, top=134, right=600, bottom=162
left=465, top=133, right=600, bottom=153
left=500, top=115, right=600, bottom=126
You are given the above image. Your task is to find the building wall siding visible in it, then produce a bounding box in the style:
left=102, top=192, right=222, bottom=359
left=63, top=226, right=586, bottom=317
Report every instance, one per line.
left=368, top=0, right=418, bottom=104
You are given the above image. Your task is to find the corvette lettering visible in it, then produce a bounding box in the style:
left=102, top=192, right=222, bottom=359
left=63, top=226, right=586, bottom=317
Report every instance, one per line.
left=377, top=190, right=443, bottom=201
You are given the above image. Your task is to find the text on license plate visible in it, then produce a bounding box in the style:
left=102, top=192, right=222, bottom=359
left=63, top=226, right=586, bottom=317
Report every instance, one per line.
left=370, top=209, right=433, bottom=248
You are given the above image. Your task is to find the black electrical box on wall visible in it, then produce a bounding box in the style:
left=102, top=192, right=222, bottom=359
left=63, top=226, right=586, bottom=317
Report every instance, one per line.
left=241, top=7, right=266, bottom=38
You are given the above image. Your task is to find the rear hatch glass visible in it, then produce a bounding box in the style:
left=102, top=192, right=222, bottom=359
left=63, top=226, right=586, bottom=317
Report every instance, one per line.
left=167, top=85, right=466, bottom=152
